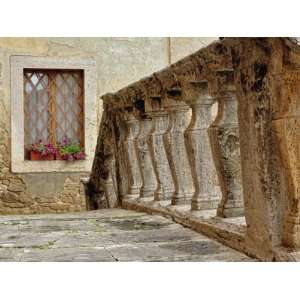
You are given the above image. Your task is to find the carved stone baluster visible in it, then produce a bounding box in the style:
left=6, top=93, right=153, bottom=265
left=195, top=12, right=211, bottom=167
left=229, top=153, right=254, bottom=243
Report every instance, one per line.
left=117, top=121, right=130, bottom=199
left=135, top=117, right=157, bottom=198
left=103, top=155, right=119, bottom=208
left=123, top=112, right=142, bottom=198
left=148, top=100, right=175, bottom=201
left=209, top=70, right=244, bottom=218
left=163, top=91, right=194, bottom=205
left=184, top=80, right=221, bottom=210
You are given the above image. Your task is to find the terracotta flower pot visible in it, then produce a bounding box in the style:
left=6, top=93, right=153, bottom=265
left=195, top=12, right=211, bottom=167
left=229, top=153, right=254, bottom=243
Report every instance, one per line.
left=55, top=153, right=63, bottom=160
left=30, top=151, right=42, bottom=161
left=30, top=151, right=54, bottom=161
left=41, top=154, right=55, bottom=161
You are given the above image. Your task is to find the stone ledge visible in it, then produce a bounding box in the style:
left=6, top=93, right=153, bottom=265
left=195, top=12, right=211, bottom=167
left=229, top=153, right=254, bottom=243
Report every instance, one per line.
left=122, top=197, right=251, bottom=257
left=122, top=198, right=300, bottom=261
left=11, top=160, right=93, bottom=173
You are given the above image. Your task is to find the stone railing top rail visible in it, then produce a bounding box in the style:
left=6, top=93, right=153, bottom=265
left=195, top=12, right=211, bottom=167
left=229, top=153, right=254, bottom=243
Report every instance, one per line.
left=101, top=38, right=300, bottom=115
left=101, top=39, right=232, bottom=113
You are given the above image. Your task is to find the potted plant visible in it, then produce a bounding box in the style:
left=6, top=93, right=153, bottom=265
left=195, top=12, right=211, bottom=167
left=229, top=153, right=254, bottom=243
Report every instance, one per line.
left=27, top=140, right=58, bottom=161
left=57, top=137, right=85, bottom=161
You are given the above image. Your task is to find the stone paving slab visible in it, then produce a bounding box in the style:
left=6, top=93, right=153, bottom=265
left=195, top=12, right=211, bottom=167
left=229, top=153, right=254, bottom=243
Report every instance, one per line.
left=0, top=209, right=147, bottom=222
left=106, top=240, right=236, bottom=262
left=102, top=226, right=210, bottom=245
left=20, top=247, right=116, bottom=262
left=0, top=209, right=255, bottom=262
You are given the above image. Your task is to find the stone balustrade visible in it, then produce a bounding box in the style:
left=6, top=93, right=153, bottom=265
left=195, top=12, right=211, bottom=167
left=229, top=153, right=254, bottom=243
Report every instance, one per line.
left=88, top=38, right=300, bottom=261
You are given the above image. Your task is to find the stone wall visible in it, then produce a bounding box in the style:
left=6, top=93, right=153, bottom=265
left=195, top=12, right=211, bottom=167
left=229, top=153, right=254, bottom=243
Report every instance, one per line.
left=0, top=37, right=213, bottom=215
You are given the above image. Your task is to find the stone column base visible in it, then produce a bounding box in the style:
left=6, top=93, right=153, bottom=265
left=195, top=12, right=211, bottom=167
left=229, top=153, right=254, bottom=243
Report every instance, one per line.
left=217, top=200, right=244, bottom=218
left=128, top=185, right=141, bottom=196
left=124, top=191, right=140, bottom=200
left=172, top=193, right=194, bottom=205
left=154, top=189, right=174, bottom=202
left=191, top=196, right=220, bottom=210
left=140, top=186, right=156, bottom=198
left=282, top=215, right=300, bottom=248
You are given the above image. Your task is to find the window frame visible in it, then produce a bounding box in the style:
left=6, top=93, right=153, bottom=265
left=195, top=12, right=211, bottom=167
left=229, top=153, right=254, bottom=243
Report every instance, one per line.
left=23, top=68, right=85, bottom=153
left=11, top=56, right=97, bottom=173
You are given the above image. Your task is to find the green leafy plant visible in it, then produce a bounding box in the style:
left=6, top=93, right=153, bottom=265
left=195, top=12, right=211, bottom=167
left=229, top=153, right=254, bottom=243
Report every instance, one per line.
left=58, top=137, right=85, bottom=161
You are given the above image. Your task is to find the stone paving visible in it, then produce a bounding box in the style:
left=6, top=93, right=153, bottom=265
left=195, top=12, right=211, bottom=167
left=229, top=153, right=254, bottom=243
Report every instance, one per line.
left=0, top=209, right=254, bottom=262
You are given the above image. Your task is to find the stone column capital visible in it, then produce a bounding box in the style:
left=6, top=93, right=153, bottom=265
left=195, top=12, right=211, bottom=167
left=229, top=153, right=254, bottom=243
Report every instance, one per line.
left=123, top=109, right=138, bottom=123
left=163, top=97, right=190, bottom=112
left=214, top=69, right=236, bottom=97
left=180, top=80, right=214, bottom=107
left=149, top=109, right=169, bottom=118
left=144, top=95, right=165, bottom=116
left=161, top=88, right=190, bottom=112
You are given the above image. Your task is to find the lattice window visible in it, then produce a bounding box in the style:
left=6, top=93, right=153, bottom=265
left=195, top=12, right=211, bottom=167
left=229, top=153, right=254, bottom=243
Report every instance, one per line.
left=24, top=69, right=84, bottom=156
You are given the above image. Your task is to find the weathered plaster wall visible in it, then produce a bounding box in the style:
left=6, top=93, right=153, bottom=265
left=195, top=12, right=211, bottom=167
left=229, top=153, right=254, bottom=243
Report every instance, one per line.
left=0, top=37, right=213, bottom=215
left=170, top=37, right=217, bottom=63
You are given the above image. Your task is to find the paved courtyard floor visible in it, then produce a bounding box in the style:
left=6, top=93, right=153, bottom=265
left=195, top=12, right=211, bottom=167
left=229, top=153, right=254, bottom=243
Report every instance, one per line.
left=0, top=209, right=254, bottom=262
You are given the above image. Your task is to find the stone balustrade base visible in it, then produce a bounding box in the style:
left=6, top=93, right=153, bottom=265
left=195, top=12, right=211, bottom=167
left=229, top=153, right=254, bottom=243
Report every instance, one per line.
left=122, top=197, right=300, bottom=262
left=191, top=197, right=220, bottom=210
left=217, top=206, right=244, bottom=218
left=154, top=190, right=174, bottom=202
left=171, top=193, right=194, bottom=205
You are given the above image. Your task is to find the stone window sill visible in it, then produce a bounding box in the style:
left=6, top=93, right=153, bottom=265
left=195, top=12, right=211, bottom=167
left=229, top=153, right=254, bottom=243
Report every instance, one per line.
left=12, top=159, right=93, bottom=173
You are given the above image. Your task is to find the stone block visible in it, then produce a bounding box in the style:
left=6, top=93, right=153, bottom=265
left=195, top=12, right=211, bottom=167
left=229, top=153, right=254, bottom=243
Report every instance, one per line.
left=0, top=184, right=7, bottom=192
left=8, top=183, right=25, bottom=193
left=2, top=191, right=20, bottom=202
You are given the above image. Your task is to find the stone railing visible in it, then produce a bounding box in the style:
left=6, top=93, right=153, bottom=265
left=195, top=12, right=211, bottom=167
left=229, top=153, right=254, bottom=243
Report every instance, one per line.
left=88, top=37, right=300, bottom=261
